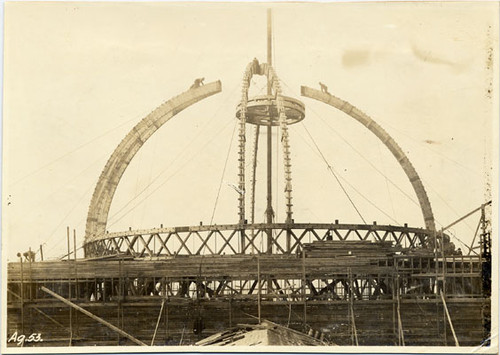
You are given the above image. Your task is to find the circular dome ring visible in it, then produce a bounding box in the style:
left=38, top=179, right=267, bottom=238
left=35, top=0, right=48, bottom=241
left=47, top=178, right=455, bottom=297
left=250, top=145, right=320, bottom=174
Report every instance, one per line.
left=236, top=95, right=305, bottom=126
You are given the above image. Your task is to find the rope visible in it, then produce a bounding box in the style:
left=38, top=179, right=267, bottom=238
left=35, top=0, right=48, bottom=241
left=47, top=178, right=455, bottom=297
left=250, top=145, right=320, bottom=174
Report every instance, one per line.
left=107, top=118, right=235, bottom=228
left=301, top=123, right=366, bottom=224
left=139, top=125, right=160, bottom=226
left=280, top=79, right=421, bottom=208
left=378, top=143, right=397, bottom=220
left=106, top=80, right=242, bottom=225
left=420, top=175, right=475, bottom=233
left=210, top=121, right=238, bottom=225
left=10, top=116, right=139, bottom=187
left=310, top=100, right=421, bottom=208
left=250, top=125, right=260, bottom=225
left=11, top=151, right=109, bottom=226
left=41, top=184, right=95, bottom=256
left=377, top=117, right=481, bottom=177
left=291, top=121, right=400, bottom=225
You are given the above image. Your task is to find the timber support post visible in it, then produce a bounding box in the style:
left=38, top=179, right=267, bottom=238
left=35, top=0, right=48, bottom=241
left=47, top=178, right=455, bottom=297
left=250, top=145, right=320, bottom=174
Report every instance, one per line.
left=151, top=299, right=165, bottom=345
left=440, top=290, right=459, bottom=346
left=257, top=256, right=261, bottom=323
left=18, top=253, right=24, bottom=334
left=302, top=249, right=307, bottom=331
left=348, top=268, right=359, bottom=346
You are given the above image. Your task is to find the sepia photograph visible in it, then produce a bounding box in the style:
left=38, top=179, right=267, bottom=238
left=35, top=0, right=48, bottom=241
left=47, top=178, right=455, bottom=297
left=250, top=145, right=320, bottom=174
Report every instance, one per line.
left=1, top=1, right=499, bottom=352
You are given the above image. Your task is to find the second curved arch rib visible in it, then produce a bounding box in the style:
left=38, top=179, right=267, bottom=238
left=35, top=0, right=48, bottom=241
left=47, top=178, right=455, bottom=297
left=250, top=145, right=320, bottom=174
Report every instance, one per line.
left=301, top=85, right=435, bottom=231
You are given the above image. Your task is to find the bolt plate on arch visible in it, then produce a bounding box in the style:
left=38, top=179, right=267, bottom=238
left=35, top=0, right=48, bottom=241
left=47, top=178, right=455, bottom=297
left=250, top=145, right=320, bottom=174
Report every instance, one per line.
left=236, top=95, right=305, bottom=126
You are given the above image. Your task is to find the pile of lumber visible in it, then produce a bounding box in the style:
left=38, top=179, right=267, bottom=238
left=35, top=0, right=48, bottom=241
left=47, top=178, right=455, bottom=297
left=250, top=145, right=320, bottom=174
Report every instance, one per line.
left=195, top=320, right=329, bottom=346
left=303, top=240, right=399, bottom=258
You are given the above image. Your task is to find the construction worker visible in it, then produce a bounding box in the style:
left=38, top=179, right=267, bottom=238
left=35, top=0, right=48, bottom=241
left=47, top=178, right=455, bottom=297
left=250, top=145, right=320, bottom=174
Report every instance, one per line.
left=23, top=250, right=36, bottom=262
left=190, top=77, right=205, bottom=89
left=319, top=82, right=329, bottom=94
left=252, top=57, right=260, bottom=74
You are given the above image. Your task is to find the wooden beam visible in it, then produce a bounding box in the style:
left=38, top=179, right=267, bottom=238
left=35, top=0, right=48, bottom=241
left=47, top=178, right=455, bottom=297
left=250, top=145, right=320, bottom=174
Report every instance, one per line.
left=348, top=269, right=359, bottom=346
left=40, top=286, right=147, bottom=346
left=257, top=257, right=261, bottom=323
left=442, top=202, right=491, bottom=232
left=440, top=290, right=460, bottom=346
left=151, top=299, right=165, bottom=346
left=397, top=303, right=405, bottom=346
left=7, top=289, right=66, bottom=329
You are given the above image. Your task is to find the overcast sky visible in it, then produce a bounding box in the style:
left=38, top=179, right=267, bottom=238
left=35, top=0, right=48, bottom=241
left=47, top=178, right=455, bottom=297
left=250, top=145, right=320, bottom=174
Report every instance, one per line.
left=2, top=2, right=498, bottom=261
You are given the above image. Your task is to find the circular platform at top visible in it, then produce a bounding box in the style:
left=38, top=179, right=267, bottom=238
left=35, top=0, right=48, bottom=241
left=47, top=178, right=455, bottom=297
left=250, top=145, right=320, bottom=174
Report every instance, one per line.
left=236, top=95, right=305, bottom=126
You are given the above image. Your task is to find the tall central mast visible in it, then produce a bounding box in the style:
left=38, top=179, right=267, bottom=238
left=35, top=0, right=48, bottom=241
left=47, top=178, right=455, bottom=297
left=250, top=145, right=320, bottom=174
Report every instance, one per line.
left=237, top=9, right=303, bottom=253
left=265, top=9, right=274, bottom=253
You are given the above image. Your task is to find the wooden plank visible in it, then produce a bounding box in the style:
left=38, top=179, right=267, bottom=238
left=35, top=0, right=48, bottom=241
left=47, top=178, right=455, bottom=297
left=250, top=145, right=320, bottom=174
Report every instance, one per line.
left=440, top=290, right=460, bottom=346
left=40, top=286, right=147, bottom=346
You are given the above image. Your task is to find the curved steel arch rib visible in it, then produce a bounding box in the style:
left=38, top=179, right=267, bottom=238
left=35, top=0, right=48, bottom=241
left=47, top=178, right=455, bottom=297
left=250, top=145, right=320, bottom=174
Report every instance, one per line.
left=301, top=86, right=435, bottom=231
left=85, top=81, right=222, bottom=243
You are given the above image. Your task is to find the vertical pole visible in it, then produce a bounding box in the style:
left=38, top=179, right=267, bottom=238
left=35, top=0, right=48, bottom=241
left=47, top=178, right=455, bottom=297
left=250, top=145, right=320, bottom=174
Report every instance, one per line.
left=267, top=9, right=272, bottom=67
left=441, top=230, right=446, bottom=293
left=73, top=229, right=79, bottom=335
left=73, top=230, right=78, bottom=297
left=229, top=297, right=233, bottom=327
left=480, top=203, right=492, bottom=345
left=117, top=298, right=120, bottom=345
left=18, top=253, right=24, bottom=334
left=250, top=126, right=260, bottom=253
left=163, top=277, right=167, bottom=343
left=67, top=227, right=72, bottom=346
left=349, top=268, right=353, bottom=344
left=265, top=8, right=274, bottom=254
left=302, top=249, right=306, bottom=330
left=440, top=229, right=447, bottom=345
left=39, top=244, right=44, bottom=261
left=287, top=303, right=292, bottom=327
left=392, top=265, right=396, bottom=343
left=286, top=228, right=291, bottom=253
left=118, top=257, right=122, bottom=344
left=257, top=256, right=261, bottom=323
left=28, top=247, right=33, bottom=301
left=28, top=247, right=33, bottom=333
left=480, top=205, right=485, bottom=265
left=166, top=296, right=169, bottom=341
left=396, top=273, right=405, bottom=345
left=433, top=229, right=441, bottom=341
left=395, top=260, right=400, bottom=345
left=348, top=268, right=358, bottom=346
left=480, top=203, right=492, bottom=297
left=67, top=227, right=71, bottom=262
left=349, top=289, right=353, bottom=345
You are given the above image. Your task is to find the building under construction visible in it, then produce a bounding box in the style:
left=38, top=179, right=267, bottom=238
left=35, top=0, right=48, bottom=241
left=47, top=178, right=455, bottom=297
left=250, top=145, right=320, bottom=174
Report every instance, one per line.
left=6, top=9, right=493, bottom=348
